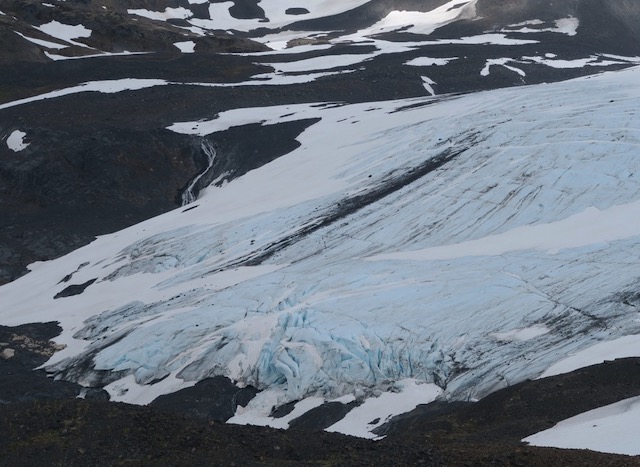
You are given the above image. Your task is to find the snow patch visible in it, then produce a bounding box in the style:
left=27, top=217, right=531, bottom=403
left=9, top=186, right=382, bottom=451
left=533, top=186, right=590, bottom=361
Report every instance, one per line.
left=351, top=0, right=477, bottom=37
left=6, top=130, right=30, bottom=152
left=174, top=41, right=196, bottom=53
left=481, top=58, right=526, bottom=77
left=0, top=79, right=169, bottom=110
left=167, top=102, right=326, bottom=136
left=128, top=7, right=193, bottom=21
left=263, top=54, right=372, bottom=73
left=188, top=0, right=370, bottom=33
left=441, top=34, right=537, bottom=45
left=104, top=373, right=197, bottom=405
left=501, top=17, right=579, bottom=36
left=480, top=54, right=640, bottom=77
left=522, top=55, right=634, bottom=69
left=540, top=334, right=640, bottom=378
left=326, top=380, right=443, bottom=439
left=44, top=51, right=149, bottom=61
left=35, top=20, right=92, bottom=47
left=523, top=396, right=640, bottom=456
left=421, top=76, right=436, bottom=96
left=229, top=393, right=324, bottom=429
left=405, top=57, right=457, bottom=66
left=14, top=31, right=67, bottom=49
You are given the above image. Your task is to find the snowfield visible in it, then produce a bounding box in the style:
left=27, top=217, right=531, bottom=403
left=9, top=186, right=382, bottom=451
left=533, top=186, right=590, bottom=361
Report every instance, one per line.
left=2, top=65, right=640, bottom=443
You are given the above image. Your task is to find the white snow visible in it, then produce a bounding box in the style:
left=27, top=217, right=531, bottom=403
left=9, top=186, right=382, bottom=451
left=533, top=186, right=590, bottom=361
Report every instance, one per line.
left=480, top=54, right=640, bottom=77
left=435, top=33, right=537, bottom=45
left=167, top=102, right=322, bottom=136
left=481, top=57, right=526, bottom=77
left=250, top=30, right=534, bottom=81
left=44, top=51, right=149, bottom=61
left=104, top=373, right=197, bottom=405
left=601, top=53, right=640, bottom=62
left=182, top=0, right=537, bottom=50
left=35, top=20, right=92, bottom=48
left=229, top=393, right=325, bottom=429
left=501, top=17, right=579, bottom=36
left=14, top=31, right=68, bottom=49
left=263, top=54, right=373, bottom=73
left=188, top=0, right=370, bottom=33
left=326, top=380, right=442, bottom=439
left=245, top=30, right=323, bottom=51
left=523, top=396, right=640, bottom=456
left=0, top=73, right=360, bottom=111
left=406, top=57, right=457, bottom=66
left=127, top=7, right=193, bottom=21
left=231, top=43, right=333, bottom=56
left=173, top=41, right=196, bottom=53
left=2, top=66, right=640, bottom=420
left=554, top=17, right=580, bottom=36
left=0, top=79, right=169, bottom=110
left=522, top=55, right=633, bottom=69
left=539, top=334, right=640, bottom=378
left=351, top=0, right=477, bottom=37
left=6, top=130, right=30, bottom=152
left=505, top=19, right=544, bottom=28
left=421, top=76, right=436, bottom=96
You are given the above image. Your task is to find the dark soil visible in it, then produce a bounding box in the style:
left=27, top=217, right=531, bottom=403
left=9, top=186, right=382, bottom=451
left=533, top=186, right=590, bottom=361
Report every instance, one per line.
left=1, top=396, right=639, bottom=467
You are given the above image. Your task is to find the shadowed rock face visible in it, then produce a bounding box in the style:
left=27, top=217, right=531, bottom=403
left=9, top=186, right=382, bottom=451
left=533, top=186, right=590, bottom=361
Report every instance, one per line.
left=0, top=122, right=203, bottom=284
left=150, top=376, right=259, bottom=421
left=475, top=0, right=582, bottom=20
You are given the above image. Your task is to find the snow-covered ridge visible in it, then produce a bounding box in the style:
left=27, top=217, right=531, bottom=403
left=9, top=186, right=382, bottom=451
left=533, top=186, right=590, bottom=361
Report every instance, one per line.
left=2, top=67, right=640, bottom=426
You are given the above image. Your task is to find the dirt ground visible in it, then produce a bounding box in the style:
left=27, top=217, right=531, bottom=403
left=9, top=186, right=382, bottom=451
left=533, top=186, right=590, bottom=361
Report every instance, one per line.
left=1, top=322, right=639, bottom=466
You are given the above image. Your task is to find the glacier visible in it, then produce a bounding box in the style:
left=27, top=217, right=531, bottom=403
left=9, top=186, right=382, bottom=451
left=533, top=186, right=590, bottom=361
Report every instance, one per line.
left=1, top=65, right=640, bottom=418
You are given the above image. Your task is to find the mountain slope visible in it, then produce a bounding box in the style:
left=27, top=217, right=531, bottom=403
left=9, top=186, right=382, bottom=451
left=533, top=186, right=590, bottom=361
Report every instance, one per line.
left=2, top=0, right=640, bottom=457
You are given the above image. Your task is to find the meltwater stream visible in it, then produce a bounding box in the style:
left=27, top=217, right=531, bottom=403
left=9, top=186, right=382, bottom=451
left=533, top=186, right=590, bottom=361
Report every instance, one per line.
left=181, top=140, right=216, bottom=205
